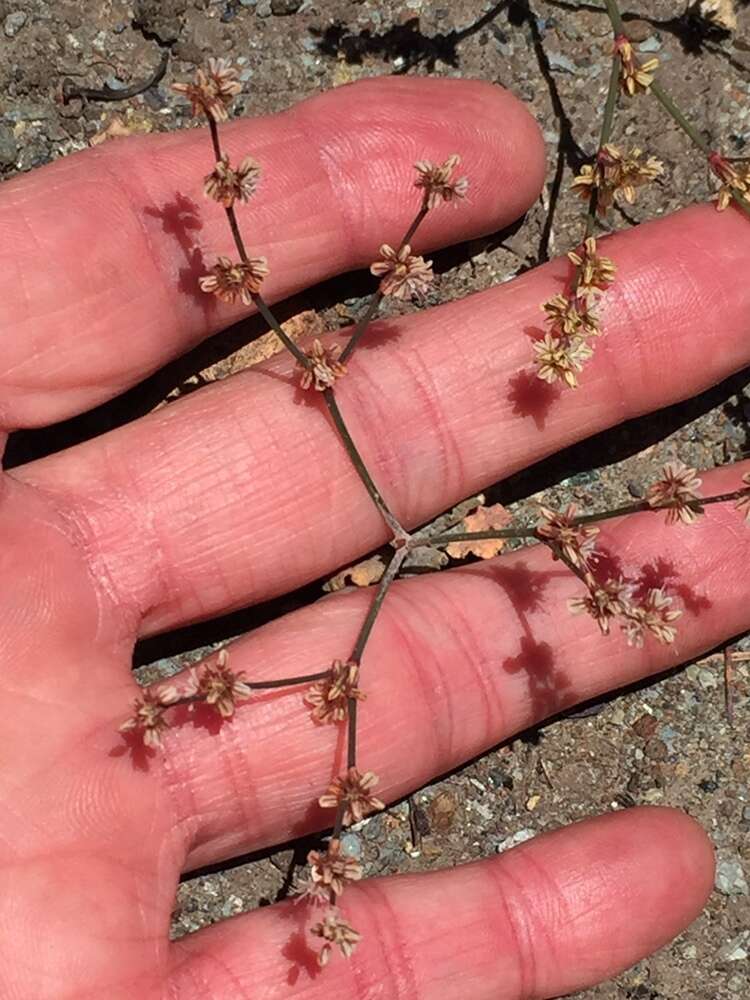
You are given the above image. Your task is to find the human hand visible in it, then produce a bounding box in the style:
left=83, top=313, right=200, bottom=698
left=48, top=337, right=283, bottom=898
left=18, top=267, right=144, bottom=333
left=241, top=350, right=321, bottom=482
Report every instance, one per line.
left=2, top=75, right=747, bottom=998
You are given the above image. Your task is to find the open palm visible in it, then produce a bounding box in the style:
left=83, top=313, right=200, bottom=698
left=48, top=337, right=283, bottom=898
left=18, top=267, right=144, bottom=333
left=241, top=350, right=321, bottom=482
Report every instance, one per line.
left=2, top=76, right=748, bottom=998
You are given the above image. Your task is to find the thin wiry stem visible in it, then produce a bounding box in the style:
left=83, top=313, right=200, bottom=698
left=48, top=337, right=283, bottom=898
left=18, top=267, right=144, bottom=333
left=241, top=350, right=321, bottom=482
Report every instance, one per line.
left=207, top=118, right=311, bottom=367
left=419, top=487, right=750, bottom=549
left=582, top=52, right=621, bottom=240
left=603, top=0, right=750, bottom=220
left=340, top=197, right=431, bottom=363
left=323, top=388, right=407, bottom=541
left=331, top=547, right=409, bottom=840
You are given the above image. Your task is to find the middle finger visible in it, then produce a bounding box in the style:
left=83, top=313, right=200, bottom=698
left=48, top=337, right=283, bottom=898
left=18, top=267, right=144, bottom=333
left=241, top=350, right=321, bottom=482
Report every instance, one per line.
left=15, top=203, right=750, bottom=636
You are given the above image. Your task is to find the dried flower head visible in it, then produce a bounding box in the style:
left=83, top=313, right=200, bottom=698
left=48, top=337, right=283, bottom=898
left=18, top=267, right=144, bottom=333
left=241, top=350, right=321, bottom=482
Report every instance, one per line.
left=414, top=154, right=469, bottom=208
left=568, top=237, right=617, bottom=294
left=305, top=660, right=365, bottom=724
left=537, top=504, right=600, bottom=569
left=370, top=244, right=434, bottom=300
left=614, top=36, right=659, bottom=96
left=119, top=690, right=173, bottom=748
left=194, top=649, right=251, bottom=718
left=709, top=152, right=750, bottom=211
left=542, top=293, right=601, bottom=340
left=622, top=589, right=682, bottom=647
left=199, top=256, right=269, bottom=305
left=301, top=839, right=363, bottom=900
left=298, top=339, right=347, bottom=392
left=569, top=577, right=635, bottom=636
left=172, top=58, right=242, bottom=122
left=735, top=471, right=750, bottom=520
left=311, top=909, right=361, bottom=966
left=319, top=767, right=385, bottom=825
left=532, top=331, right=593, bottom=389
left=204, top=154, right=261, bottom=207
left=572, top=145, right=664, bottom=214
left=645, top=461, right=703, bottom=524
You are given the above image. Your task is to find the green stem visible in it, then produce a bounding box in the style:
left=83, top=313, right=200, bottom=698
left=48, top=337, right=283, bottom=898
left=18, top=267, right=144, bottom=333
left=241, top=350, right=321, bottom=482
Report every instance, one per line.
left=323, top=388, right=407, bottom=541
left=583, top=53, right=621, bottom=239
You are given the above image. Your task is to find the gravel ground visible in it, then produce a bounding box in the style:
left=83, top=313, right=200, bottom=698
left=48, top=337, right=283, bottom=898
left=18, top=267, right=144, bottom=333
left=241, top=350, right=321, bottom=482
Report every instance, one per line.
left=2, top=1, right=750, bottom=997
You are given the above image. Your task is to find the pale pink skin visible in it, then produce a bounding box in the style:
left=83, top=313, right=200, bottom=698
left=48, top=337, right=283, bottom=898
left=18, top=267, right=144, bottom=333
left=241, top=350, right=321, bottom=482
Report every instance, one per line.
left=0, top=75, right=739, bottom=997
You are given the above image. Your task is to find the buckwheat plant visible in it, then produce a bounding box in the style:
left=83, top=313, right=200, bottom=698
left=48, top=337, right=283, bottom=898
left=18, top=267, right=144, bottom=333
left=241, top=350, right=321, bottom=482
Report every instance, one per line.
left=119, top=9, right=750, bottom=966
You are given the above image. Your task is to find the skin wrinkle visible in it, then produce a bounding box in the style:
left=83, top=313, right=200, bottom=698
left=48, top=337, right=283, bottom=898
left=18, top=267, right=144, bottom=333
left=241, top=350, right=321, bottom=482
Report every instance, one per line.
left=387, top=343, right=466, bottom=521
left=362, top=882, right=420, bottom=1000
left=378, top=589, right=450, bottom=767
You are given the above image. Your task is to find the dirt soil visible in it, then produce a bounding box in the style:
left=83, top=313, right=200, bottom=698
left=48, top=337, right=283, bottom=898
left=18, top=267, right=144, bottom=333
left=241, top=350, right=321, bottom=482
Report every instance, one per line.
left=2, top=1, right=750, bottom=997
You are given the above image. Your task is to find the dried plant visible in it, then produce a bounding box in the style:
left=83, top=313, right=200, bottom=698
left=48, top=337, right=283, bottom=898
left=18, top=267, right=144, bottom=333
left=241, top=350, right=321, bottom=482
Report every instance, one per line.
left=117, top=0, right=750, bottom=968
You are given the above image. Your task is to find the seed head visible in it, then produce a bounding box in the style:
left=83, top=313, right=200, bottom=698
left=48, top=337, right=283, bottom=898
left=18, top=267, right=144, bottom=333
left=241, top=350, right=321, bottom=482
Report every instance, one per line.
left=204, top=154, right=261, bottom=207
left=319, top=767, right=385, bottom=826
left=537, top=504, right=600, bottom=569
left=645, top=461, right=703, bottom=524
left=298, top=339, right=347, bottom=392
left=119, top=690, right=173, bottom=748
left=414, top=154, right=469, bottom=208
left=199, top=256, right=269, bottom=305
left=305, top=660, right=365, bottom=724
left=622, top=589, right=682, bottom=646
left=370, top=244, right=434, bottom=300
left=193, top=649, right=252, bottom=718
left=532, top=332, right=593, bottom=389
left=614, top=36, right=659, bottom=96
left=568, top=237, right=617, bottom=294
left=172, top=58, right=242, bottom=121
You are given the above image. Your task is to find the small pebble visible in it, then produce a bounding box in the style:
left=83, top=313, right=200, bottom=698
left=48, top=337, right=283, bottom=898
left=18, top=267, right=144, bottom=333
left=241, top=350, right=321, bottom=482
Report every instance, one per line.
left=0, top=125, right=18, bottom=168
left=271, top=0, right=302, bottom=12
left=496, top=829, right=535, bottom=853
left=719, top=930, right=750, bottom=962
left=716, top=858, right=749, bottom=896
left=638, top=35, right=662, bottom=53
left=340, top=832, right=362, bottom=859
left=3, top=10, right=27, bottom=37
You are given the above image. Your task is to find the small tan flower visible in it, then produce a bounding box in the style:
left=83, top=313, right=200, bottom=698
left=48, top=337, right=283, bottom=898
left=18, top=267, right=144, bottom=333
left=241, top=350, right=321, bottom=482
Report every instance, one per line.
left=194, top=649, right=251, bottom=718
left=414, top=154, right=469, bottom=208
left=200, top=256, right=269, bottom=305
left=319, top=767, right=385, bottom=825
left=614, top=36, right=659, bottom=96
left=172, top=58, right=242, bottom=121
left=735, top=471, right=750, bottom=520
left=568, top=237, right=617, bottom=293
left=119, top=690, right=172, bottom=748
left=298, top=339, right=347, bottom=392
left=533, top=332, right=593, bottom=389
left=645, top=461, right=703, bottom=524
left=537, top=504, right=599, bottom=569
left=311, top=909, right=361, bottom=966
left=302, top=839, right=363, bottom=900
left=709, top=151, right=750, bottom=211
left=204, top=154, right=261, bottom=206
left=622, top=589, right=682, bottom=646
left=572, top=145, right=663, bottom=213
left=569, top=578, right=635, bottom=636
left=542, top=293, right=601, bottom=339
left=305, top=660, right=365, bottom=724
left=370, top=244, right=434, bottom=300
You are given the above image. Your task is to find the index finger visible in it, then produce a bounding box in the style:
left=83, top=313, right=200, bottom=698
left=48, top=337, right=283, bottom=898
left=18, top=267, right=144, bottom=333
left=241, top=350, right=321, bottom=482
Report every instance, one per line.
left=0, top=76, right=545, bottom=430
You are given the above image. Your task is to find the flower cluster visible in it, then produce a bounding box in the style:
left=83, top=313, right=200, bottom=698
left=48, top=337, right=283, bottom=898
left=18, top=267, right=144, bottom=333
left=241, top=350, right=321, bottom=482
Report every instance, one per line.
left=298, top=838, right=364, bottom=903
left=414, top=154, right=469, bottom=208
left=118, top=649, right=251, bottom=747
left=319, top=767, right=385, bottom=826
left=370, top=244, right=434, bottom=300
left=204, top=154, right=261, bottom=207
left=614, top=35, right=659, bottom=96
left=645, top=461, right=704, bottom=524
left=538, top=503, right=683, bottom=646
left=305, top=660, right=365, bottom=724
left=572, top=144, right=664, bottom=215
left=172, top=57, right=242, bottom=122
left=709, top=151, right=750, bottom=211
left=534, top=237, right=615, bottom=388
left=298, top=339, right=347, bottom=392
left=199, top=256, right=269, bottom=305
